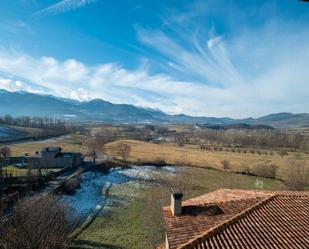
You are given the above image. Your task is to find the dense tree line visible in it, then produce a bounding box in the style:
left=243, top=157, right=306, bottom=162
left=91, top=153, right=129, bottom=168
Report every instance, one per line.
left=175, top=128, right=308, bottom=151
left=0, top=114, right=66, bottom=129
left=0, top=114, right=81, bottom=137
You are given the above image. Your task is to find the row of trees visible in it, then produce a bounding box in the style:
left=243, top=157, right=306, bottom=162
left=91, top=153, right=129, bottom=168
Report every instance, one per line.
left=220, top=158, right=308, bottom=191
left=0, top=115, right=66, bottom=129
left=173, top=128, right=308, bottom=151
left=80, top=134, right=132, bottom=163
left=200, top=144, right=278, bottom=155
left=0, top=114, right=84, bottom=139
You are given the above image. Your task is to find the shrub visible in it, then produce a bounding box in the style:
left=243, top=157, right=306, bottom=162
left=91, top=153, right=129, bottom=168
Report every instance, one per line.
left=252, top=164, right=278, bottom=179
left=242, top=165, right=251, bottom=174
left=175, top=158, right=192, bottom=167
left=153, top=157, right=167, bottom=166
left=0, top=195, right=77, bottom=249
left=200, top=144, right=206, bottom=150
left=278, top=150, right=289, bottom=157
left=221, top=160, right=230, bottom=171
left=63, top=176, right=81, bottom=195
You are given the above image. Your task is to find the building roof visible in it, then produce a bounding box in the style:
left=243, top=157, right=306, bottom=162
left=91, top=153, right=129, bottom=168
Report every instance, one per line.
left=42, top=147, right=62, bottom=152
left=163, top=189, right=309, bottom=249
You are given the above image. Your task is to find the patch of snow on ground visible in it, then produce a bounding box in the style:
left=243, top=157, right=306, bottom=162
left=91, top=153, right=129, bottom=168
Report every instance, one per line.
left=162, top=166, right=177, bottom=173
left=60, top=170, right=133, bottom=217
left=61, top=166, right=177, bottom=217
left=119, top=165, right=175, bottom=180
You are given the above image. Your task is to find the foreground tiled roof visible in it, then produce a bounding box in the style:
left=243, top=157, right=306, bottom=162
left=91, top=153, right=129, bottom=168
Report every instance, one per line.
left=163, top=189, right=309, bottom=249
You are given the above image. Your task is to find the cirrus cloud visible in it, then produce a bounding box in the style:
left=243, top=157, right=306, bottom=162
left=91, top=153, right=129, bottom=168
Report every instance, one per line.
left=33, top=0, right=98, bottom=18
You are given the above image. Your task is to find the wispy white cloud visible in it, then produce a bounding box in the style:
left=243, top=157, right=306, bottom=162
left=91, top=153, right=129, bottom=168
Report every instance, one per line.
left=33, top=0, right=98, bottom=18
left=0, top=20, right=33, bottom=34
left=134, top=1, right=309, bottom=117
left=0, top=48, right=209, bottom=114
left=0, top=77, right=45, bottom=94
left=0, top=39, right=308, bottom=118
left=207, top=35, right=224, bottom=49
left=137, top=28, right=243, bottom=88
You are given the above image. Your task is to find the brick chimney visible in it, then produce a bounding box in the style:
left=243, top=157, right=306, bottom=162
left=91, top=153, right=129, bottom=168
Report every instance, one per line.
left=171, top=189, right=183, bottom=216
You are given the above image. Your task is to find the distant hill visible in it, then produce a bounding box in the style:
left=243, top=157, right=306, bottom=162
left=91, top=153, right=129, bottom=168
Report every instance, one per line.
left=0, top=89, right=232, bottom=124
left=0, top=89, right=308, bottom=128
left=250, top=113, right=309, bottom=128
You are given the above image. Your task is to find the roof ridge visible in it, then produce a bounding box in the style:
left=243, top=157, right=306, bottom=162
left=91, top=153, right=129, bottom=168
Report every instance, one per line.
left=177, top=194, right=276, bottom=249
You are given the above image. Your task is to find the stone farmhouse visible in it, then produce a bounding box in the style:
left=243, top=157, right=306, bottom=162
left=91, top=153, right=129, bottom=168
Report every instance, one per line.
left=157, top=189, right=309, bottom=249
left=30, top=147, right=83, bottom=168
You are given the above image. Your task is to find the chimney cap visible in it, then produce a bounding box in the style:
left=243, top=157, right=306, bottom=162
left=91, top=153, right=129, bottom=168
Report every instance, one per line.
left=171, top=188, right=183, bottom=199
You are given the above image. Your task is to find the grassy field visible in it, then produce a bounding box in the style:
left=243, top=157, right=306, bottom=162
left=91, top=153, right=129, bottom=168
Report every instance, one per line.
left=73, top=167, right=285, bottom=249
left=8, top=135, right=308, bottom=180
left=2, top=165, right=59, bottom=177
left=74, top=199, right=149, bottom=249
left=73, top=183, right=151, bottom=249
left=106, top=139, right=309, bottom=180
left=9, top=135, right=82, bottom=156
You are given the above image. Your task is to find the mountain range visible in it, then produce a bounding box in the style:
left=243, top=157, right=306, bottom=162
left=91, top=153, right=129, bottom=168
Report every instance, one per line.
left=0, top=89, right=308, bottom=128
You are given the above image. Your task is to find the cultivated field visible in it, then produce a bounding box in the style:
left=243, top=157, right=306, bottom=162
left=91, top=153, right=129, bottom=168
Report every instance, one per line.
left=9, top=135, right=82, bottom=156
left=106, top=139, right=309, bottom=180
left=8, top=134, right=308, bottom=181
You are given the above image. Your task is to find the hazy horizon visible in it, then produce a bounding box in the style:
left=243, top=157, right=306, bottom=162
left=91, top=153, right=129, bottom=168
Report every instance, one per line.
left=1, top=88, right=308, bottom=120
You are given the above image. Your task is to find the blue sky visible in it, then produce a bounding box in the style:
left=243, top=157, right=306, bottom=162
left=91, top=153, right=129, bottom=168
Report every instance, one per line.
left=0, top=0, right=308, bottom=118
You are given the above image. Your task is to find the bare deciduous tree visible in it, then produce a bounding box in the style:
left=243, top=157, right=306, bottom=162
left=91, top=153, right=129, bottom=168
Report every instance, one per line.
left=0, top=195, right=77, bottom=249
left=285, top=161, right=309, bottom=191
left=116, top=143, right=131, bottom=162
left=174, top=133, right=186, bottom=147
left=81, top=136, right=105, bottom=164
left=0, top=145, right=11, bottom=164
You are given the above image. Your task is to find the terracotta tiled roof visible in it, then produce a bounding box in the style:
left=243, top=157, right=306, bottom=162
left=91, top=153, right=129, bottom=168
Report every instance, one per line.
left=163, top=189, right=309, bottom=249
